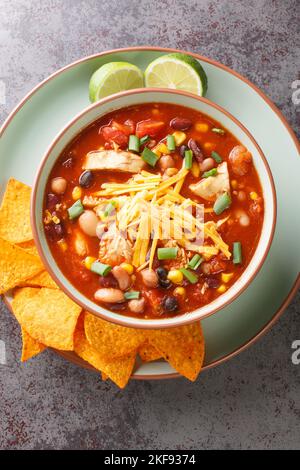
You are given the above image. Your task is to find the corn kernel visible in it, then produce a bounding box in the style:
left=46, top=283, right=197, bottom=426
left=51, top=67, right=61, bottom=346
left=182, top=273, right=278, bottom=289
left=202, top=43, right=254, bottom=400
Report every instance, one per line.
left=72, top=186, right=82, bottom=200
left=203, top=142, right=215, bottom=151
left=84, top=256, right=97, bottom=270
left=174, top=286, right=186, bottom=297
left=157, top=142, right=169, bottom=154
left=195, top=122, right=209, bottom=132
left=221, top=272, right=234, bottom=283
left=167, top=269, right=184, bottom=284
left=152, top=147, right=162, bottom=157
left=250, top=191, right=258, bottom=200
left=57, top=239, right=68, bottom=252
left=120, top=262, right=134, bottom=275
left=52, top=215, right=60, bottom=224
left=191, top=161, right=200, bottom=177
left=44, top=210, right=52, bottom=224
left=217, top=284, right=227, bottom=294
left=231, top=179, right=238, bottom=189
left=172, top=131, right=186, bottom=146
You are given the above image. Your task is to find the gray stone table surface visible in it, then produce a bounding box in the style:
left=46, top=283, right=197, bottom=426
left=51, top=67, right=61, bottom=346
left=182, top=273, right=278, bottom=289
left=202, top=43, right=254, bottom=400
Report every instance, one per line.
left=0, top=0, right=299, bottom=450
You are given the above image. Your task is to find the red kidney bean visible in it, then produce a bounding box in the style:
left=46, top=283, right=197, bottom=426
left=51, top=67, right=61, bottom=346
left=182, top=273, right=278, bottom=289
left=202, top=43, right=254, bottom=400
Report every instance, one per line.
left=180, top=145, right=189, bottom=158
left=188, top=138, right=204, bottom=163
left=170, top=117, right=192, bottom=131
left=204, top=276, right=220, bottom=289
left=46, top=193, right=60, bottom=211
left=98, top=274, right=119, bottom=288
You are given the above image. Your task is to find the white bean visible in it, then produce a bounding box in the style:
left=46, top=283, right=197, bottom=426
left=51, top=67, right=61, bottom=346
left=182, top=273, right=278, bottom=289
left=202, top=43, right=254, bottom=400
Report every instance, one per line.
left=239, top=214, right=250, bottom=227
left=51, top=177, right=67, bottom=195
left=200, top=158, right=215, bottom=173
left=159, top=155, right=175, bottom=170
left=78, top=210, right=98, bottom=237
left=112, top=266, right=131, bottom=291
left=94, top=288, right=124, bottom=303
left=128, top=298, right=145, bottom=314
left=141, top=269, right=158, bottom=288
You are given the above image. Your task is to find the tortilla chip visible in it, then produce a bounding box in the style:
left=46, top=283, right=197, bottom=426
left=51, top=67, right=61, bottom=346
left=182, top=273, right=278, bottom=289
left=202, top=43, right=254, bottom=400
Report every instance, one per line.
left=0, top=178, right=32, bottom=243
left=147, top=322, right=205, bottom=381
left=74, top=315, right=135, bottom=388
left=19, top=270, right=59, bottom=289
left=138, top=341, right=162, bottom=362
left=17, top=240, right=39, bottom=257
left=0, top=237, right=44, bottom=294
left=21, top=327, right=46, bottom=362
left=84, top=311, right=144, bottom=360
left=12, top=288, right=82, bottom=350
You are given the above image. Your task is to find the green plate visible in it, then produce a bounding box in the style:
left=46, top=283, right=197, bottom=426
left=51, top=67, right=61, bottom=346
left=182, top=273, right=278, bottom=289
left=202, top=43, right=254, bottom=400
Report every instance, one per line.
left=1, top=47, right=299, bottom=380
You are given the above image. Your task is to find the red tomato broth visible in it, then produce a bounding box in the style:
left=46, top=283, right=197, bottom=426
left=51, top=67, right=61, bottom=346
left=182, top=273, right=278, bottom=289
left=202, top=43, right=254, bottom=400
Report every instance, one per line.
left=44, top=103, right=264, bottom=319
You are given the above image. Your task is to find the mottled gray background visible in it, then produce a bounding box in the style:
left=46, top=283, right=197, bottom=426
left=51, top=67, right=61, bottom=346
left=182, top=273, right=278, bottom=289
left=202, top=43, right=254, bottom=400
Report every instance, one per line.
left=0, top=0, right=299, bottom=450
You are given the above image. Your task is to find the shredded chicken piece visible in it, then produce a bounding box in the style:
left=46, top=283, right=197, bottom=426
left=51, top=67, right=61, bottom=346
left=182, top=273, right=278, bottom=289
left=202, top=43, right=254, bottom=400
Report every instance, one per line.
left=83, top=150, right=145, bottom=173
left=189, top=162, right=230, bottom=201
left=98, top=223, right=133, bottom=266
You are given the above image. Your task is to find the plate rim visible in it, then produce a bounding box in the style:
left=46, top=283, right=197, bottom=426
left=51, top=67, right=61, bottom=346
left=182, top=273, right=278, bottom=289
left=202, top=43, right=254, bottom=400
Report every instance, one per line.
left=1, top=46, right=299, bottom=381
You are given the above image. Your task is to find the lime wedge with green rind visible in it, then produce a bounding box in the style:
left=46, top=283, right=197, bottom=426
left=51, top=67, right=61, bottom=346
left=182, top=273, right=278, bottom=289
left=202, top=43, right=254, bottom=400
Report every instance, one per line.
left=89, top=62, right=144, bottom=102
left=144, top=53, right=208, bottom=96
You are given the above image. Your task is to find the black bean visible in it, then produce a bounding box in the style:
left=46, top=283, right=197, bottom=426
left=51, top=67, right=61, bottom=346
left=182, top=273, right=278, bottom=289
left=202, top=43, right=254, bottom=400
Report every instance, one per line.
left=46, top=193, right=60, bottom=211
left=159, top=278, right=172, bottom=289
left=162, top=295, right=179, bottom=312
left=156, top=267, right=168, bottom=280
left=44, top=222, right=64, bottom=241
left=79, top=170, right=94, bottom=188
left=180, top=145, right=189, bottom=158
left=170, top=117, right=192, bottom=131
left=188, top=138, right=204, bottom=163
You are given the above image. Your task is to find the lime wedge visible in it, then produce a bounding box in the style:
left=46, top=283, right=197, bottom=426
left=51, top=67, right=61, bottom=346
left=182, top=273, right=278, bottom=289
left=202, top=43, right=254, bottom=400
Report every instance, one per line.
left=144, top=53, right=207, bottom=96
left=89, top=62, right=144, bottom=102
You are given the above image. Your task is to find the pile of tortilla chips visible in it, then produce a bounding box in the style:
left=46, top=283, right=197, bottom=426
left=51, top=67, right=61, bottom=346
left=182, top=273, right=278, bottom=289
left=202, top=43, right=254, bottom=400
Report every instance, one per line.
left=0, top=178, right=205, bottom=388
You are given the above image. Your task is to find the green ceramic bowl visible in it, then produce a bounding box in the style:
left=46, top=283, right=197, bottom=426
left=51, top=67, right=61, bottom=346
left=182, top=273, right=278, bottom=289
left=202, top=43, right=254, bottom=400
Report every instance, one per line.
left=31, top=88, right=276, bottom=329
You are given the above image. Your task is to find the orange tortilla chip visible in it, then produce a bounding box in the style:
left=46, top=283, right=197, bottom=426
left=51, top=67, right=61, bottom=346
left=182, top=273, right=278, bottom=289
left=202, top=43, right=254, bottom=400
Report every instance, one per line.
left=12, top=287, right=82, bottom=350
left=74, top=315, right=135, bottom=388
left=147, top=322, right=205, bottom=381
left=0, top=178, right=32, bottom=243
left=21, top=327, right=46, bottom=362
left=138, top=341, right=162, bottom=362
left=84, top=311, right=144, bottom=360
left=17, top=240, right=39, bottom=257
left=19, top=270, right=59, bottom=289
left=0, top=237, right=44, bottom=294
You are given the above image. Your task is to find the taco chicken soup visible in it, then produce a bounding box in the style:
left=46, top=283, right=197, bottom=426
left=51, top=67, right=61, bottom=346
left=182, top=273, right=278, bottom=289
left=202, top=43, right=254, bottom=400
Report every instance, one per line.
left=43, top=103, right=264, bottom=318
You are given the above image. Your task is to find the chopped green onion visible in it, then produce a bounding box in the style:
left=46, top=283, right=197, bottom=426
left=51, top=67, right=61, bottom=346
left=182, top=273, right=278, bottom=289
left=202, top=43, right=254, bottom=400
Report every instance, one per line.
left=91, top=261, right=112, bottom=276
left=141, top=147, right=159, bottom=167
left=140, top=135, right=150, bottom=145
left=128, top=135, right=140, bottom=153
left=67, top=199, right=84, bottom=220
left=167, top=134, right=176, bottom=151
left=157, top=247, right=178, bottom=260
left=213, top=192, right=231, bottom=215
left=211, top=151, right=223, bottom=163
left=203, top=168, right=217, bottom=178
left=212, top=127, right=225, bottom=135
left=180, top=268, right=198, bottom=284
left=104, top=200, right=116, bottom=217
left=233, top=242, right=242, bottom=264
left=184, top=149, right=193, bottom=169
left=188, top=254, right=203, bottom=270
left=124, top=291, right=140, bottom=300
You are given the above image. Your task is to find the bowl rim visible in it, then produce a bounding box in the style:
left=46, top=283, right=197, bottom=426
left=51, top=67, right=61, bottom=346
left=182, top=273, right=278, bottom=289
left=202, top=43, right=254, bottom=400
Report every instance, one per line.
left=31, top=87, right=277, bottom=329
